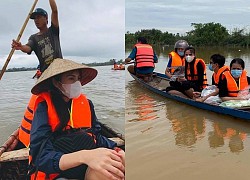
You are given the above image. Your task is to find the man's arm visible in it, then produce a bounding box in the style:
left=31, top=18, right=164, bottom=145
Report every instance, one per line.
left=125, top=47, right=136, bottom=64
left=49, top=0, right=59, bottom=27
left=12, top=40, right=31, bottom=54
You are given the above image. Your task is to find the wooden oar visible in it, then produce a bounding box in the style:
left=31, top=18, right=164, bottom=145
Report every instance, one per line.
left=0, top=0, right=39, bottom=80
left=32, top=73, right=37, bottom=79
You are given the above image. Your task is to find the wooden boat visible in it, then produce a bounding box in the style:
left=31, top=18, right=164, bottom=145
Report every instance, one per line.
left=129, top=72, right=250, bottom=121
left=112, top=63, right=125, bottom=70
left=0, top=122, right=125, bottom=179
left=112, top=67, right=125, bottom=70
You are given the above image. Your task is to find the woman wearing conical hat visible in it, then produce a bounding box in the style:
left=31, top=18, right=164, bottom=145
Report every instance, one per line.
left=28, top=58, right=125, bottom=180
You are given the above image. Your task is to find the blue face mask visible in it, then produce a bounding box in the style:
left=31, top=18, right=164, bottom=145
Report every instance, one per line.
left=177, top=51, right=184, bottom=56
left=208, top=64, right=213, bottom=71
left=231, top=69, right=243, bottom=78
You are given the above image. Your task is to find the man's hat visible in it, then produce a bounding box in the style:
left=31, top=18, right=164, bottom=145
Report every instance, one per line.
left=30, top=8, right=48, bottom=19
left=31, top=58, right=98, bottom=95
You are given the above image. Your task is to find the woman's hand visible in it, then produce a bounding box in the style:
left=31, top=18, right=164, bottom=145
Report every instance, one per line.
left=83, top=148, right=125, bottom=180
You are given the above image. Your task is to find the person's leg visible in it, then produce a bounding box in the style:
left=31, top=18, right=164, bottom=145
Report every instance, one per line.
left=127, top=65, right=135, bottom=74
left=184, top=88, right=194, bottom=99
left=168, top=90, right=189, bottom=98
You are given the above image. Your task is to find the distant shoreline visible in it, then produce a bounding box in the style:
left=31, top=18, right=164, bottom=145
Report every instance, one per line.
left=3, top=59, right=124, bottom=72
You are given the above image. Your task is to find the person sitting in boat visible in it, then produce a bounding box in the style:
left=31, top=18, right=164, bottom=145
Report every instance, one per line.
left=196, top=54, right=229, bottom=102
left=166, top=46, right=207, bottom=99
left=28, top=58, right=125, bottom=180
left=165, top=40, right=189, bottom=78
left=119, top=63, right=125, bottom=70
left=113, top=59, right=120, bottom=69
left=32, top=65, right=42, bottom=79
left=218, top=58, right=250, bottom=101
left=125, top=37, right=158, bottom=82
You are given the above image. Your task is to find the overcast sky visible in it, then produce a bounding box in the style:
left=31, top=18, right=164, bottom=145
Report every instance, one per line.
left=126, top=0, right=250, bottom=35
left=0, top=0, right=125, bottom=68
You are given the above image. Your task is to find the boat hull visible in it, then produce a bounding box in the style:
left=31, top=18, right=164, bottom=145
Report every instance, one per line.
left=130, top=72, right=250, bottom=121
left=0, top=122, right=124, bottom=179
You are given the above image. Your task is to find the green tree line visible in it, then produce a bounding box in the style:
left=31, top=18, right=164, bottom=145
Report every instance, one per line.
left=125, top=22, right=250, bottom=47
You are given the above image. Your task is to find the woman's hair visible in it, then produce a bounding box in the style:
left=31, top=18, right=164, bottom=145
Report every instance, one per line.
left=184, top=46, right=196, bottom=78
left=184, top=46, right=196, bottom=55
left=230, top=58, right=245, bottom=69
left=51, top=74, right=70, bottom=132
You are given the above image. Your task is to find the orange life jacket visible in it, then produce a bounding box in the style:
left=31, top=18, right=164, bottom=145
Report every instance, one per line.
left=186, top=58, right=208, bottom=89
left=135, top=43, right=154, bottom=68
left=212, top=65, right=229, bottom=86
left=30, top=92, right=92, bottom=180
left=168, top=51, right=185, bottom=73
left=19, top=94, right=38, bottom=147
left=36, top=70, right=42, bottom=78
left=223, top=70, right=248, bottom=97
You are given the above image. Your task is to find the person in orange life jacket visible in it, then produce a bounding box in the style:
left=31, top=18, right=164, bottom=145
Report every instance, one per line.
left=125, top=37, right=158, bottom=81
left=29, top=59, right=125, bottom=180
left=12, top=0, right=62, bottom=72
left=113, top=59, right=119, bottom=69
left=218, top=58, right=250, bottom=101
left=14, top=0, right=63, bottom=150
left=165, top=40, right=189, bottom=78
left=195, top=54, right=229, bottom=102
left=166, top=47, right=207, bottom=99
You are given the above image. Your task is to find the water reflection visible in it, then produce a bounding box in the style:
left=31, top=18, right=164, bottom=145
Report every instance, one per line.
left=208, top=121, right=248, bottom=153
left=126, top=81, right=161, bottom=122
left=165, top=101, right=250, bottom=153
left=166, top=103, right=206, bottom=147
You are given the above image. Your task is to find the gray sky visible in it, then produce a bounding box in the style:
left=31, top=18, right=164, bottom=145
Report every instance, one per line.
left=0, top=0, right=125, bottom=68
left=126, top=0, right=250, bottom=35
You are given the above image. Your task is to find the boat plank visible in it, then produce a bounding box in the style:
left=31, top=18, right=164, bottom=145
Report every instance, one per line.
left=0, top=148, right=28, bottom=162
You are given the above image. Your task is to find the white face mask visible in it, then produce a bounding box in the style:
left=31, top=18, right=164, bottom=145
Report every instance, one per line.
left=186, top=55, right=194, bottom=63
left=60, top=80, right=82, bottom=99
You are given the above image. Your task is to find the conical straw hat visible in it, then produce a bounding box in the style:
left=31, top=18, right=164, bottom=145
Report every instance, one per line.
left=31, top=58, right=97, bottom=95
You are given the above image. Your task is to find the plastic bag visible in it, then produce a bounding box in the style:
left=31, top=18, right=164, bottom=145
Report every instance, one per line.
left=201, top=85, right=217, bottom=97
left=204, top=96, right=222, bottom=105
left=237, top=85, right=250, bottom=100
left=170, top=66, right=185, bottom=81
left=200, top=85, right=222, bottom=105
left=219, top=100, right=250, bottom=108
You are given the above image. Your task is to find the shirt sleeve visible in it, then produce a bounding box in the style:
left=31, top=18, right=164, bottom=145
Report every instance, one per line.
left=30, top=101, right=63, bottom=174
left=26, top=35, right=35, bottom=54
left=167, top=57, right=172, bottom=68
left=218, top=75, right=228, bottom=97
left=88, top=100, right=117, bottom=149
left=153, top=52, right=158, bottom=63
left=50, top=22, right=60, bottom=36
left=128, top=47, right=137, bottom=60
left=197, top=61, right=205, bottom=89
left=247, top=76, right=250, bottom=84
